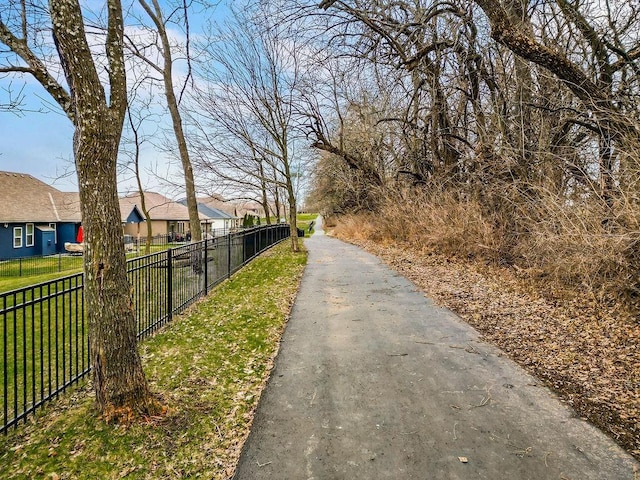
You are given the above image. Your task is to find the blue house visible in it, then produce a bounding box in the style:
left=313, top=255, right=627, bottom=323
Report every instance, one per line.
left=0, top=171, right=143, bottom=260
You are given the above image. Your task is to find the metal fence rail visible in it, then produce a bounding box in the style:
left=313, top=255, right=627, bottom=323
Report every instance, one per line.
left=0, top=254, right=84, bottom=278
left=0, top=229, right=241, bottom=278
left=1, top=224, right=290, bottom=433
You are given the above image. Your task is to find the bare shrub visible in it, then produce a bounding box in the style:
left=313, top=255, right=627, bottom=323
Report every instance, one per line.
left=332, top=185, right=640, bottom=314
left=332, top=213, right=381, bottom=243
left=322, top=216, right=338, bottom=229
left=334, top=187, right=506, bottom=259
left=383, top=190, right=505, bottom=257
left=513, top=192, right=640, bottom=305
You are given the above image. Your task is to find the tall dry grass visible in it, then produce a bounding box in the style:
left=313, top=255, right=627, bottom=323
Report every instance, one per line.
left=332, top=186, right=640, bottom=313
left=334, top=189, right=505, bottom=257
left=513, top=193, right=640, bottom=305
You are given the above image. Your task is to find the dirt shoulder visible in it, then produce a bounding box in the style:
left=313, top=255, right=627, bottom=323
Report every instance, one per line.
left=332, top=233, right=640, bottom=461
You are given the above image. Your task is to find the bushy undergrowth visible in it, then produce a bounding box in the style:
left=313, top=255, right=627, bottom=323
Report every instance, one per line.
left=332, top=188, right=640, bottom=315
left=514, top=200, right=640, bottom=307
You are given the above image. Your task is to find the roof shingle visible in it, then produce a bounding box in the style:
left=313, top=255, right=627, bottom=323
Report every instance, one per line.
left=121, top=192, right=208, bottom=221
left=0, top=171, right=143, bottom=223
left=0, top=171, right=81, bottom=222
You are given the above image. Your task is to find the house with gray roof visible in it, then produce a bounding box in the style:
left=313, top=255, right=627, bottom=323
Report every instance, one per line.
left=0, top=171, right=143, bottom=260
left=120, top=192, right=210, bottom=240
left=178, top=198, right=240, bottom=235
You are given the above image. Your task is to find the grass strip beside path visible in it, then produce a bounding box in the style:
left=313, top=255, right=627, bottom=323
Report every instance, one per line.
left=296, top=213, right=317, bottom=232
left=0, top=241, right=307, bottom=479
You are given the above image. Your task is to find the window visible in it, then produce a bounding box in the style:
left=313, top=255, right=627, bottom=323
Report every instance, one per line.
left=13, top=227, right=22, bottom=248
left=26, top=223, right=34, bottom=247
left=49, top=223, right=57, bottom=243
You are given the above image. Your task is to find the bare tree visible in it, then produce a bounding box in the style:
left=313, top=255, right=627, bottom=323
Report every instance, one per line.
left=120, top=88, right=158, bottom=254
left=191, top=7, right=307, bottom=251
left=187, top=83, right=276, bottom=217
left=0, top=0, right=158, bottom=418
left=125, top=0, right=202, bottom=241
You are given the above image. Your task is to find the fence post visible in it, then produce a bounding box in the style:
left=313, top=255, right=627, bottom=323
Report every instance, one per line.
left=204, top=239, right=208, bottom=295
left=227, top=233, right=232, bottom=279
left=167, top=249, right=173, bottom=321
left=58, top=254, right=62, bottom=273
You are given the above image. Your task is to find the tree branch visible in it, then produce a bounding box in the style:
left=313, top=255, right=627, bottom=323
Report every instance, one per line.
left=0, top=19, right=73, bottom=122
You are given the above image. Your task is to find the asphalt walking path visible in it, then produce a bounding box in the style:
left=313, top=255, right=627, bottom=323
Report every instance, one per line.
left=234, top=218, right=639, bottom=479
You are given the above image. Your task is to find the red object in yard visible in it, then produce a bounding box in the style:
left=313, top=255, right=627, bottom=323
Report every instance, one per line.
left=77, top=225, right=84, bottom=243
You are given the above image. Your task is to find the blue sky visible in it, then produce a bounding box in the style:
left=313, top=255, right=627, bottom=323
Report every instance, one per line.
left=0, top=93, right=76, bottom=190
left=0, top=0, right=231, bottom=196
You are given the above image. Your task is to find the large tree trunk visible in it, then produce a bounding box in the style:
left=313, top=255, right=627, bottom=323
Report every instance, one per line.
left=76, top=125, right=153, bottom=415
left=50, top=0, right=156, bottom=418
left=1, top=0, right=157, bottom=419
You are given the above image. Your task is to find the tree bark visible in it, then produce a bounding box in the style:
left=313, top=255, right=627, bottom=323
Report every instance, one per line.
left=472, top=0, right=626, bottom=121
left=76, top=126, right=152, bottom=414
left=48, top=0, right=156, bottom=416
left=165, top=77, right=202, bottom=241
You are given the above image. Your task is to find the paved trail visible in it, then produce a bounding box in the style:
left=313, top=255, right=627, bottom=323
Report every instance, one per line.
left=234, top=218, right=638, bottom=479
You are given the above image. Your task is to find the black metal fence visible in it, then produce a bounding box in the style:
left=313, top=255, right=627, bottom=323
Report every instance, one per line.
left=126, top=228, right=234, bottom=248
left=0, top=254, right=84, bottom=278
left=0, top=229, right=241, bottom=278
left=1, top=224, right=290, bottom=433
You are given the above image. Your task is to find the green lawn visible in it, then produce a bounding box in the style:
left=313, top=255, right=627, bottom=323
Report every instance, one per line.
left=0, top=271, right=82, bottom=294
left=0, top=245, right=191, bottom=295
left=1, top=231, right=287, bottom=431
left=0, top=244, right=173, bottom=286
left=296, top=213, right=318, bottom=234
left=0, top=256, right=83, bottom=280
left=1, top=273, right=88, bottom=430
left=1, top=246, right=219, bottom=432
left=0, top=240, right=307, bottom=479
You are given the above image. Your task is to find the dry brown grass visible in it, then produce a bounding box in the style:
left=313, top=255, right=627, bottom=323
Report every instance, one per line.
left=334, top=191, right=505, bottom=257
left=513, top=197, right=640, bottom=308
left=333, top=187, right=640, bottom=314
